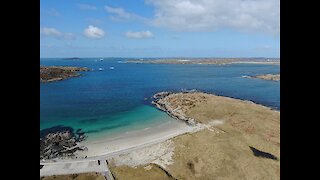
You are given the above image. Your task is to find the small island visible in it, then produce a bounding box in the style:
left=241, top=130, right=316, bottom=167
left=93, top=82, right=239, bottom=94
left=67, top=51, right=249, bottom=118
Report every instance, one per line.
left=251, top=74, right=280, bottom=81
left=63, top=57, right=81, bottom=60
left=40, top=66, right=89, bottom=83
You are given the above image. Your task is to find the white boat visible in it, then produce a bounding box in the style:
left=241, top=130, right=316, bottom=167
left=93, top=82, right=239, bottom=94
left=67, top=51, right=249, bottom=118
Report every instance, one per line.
left=99, top=68, right=103, bottom=71
left=109, top=66, right=115, bottom=70
left=100, top=58, right=103, bottom=61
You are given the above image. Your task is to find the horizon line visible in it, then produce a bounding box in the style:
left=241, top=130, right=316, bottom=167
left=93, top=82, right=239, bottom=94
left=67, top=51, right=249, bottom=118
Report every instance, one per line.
left=40, top=56, right=280, bottom=59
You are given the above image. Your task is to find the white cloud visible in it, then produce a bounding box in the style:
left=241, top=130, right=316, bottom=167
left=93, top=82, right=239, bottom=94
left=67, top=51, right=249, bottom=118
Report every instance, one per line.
left=77, top=4, right=97, bottom=10
left=104, top=6, right=147, bottom=22
left=40, top=27, right=75, bottom=40
left=84, top=25, right=105, bottom=39
left=125, top=30, right=154, bottom=39
left=146, top=0, right=280, bottom=35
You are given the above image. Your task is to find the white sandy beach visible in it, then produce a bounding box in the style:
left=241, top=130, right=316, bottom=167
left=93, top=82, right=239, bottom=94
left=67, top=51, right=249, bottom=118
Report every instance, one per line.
left=77, top=119, right=195, bottom=158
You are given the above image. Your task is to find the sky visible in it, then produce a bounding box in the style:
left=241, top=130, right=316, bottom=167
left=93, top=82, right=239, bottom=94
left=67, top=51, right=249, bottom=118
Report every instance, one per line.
left=40, top=0, right=280, bottom=58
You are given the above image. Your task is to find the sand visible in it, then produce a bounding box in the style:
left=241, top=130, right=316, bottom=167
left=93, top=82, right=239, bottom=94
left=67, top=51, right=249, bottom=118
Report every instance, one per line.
left=77, top=119, right=195, bottom=158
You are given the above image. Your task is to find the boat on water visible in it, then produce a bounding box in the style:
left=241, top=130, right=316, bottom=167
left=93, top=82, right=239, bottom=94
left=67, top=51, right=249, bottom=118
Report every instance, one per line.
left=100, top=58, right=104, bottom=61
left=99, top=68, right=103, bottom=71
left=109, top=66, right=115, bottom=70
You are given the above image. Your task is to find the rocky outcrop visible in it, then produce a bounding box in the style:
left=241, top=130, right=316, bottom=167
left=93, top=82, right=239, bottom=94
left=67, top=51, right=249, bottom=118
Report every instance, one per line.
left=251, top=74, right=280, bottom=81
left=40, top=66, right=89, bottom=83
left=152, top=91, right=198, bottom=125
left=40, top=126, right=87, bottom=160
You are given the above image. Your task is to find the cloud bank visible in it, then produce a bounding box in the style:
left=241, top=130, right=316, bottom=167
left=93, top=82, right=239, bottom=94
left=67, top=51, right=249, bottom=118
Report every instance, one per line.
left=146, top=0, right=280, bottom=35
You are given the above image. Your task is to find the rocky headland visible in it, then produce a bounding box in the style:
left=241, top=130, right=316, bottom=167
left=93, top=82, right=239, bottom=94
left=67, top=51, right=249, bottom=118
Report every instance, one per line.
left=40, top=66, right=89, bottom=83
left=152, top=91, right=199, bottom=125
left=40, top=126, right=87, bottom=160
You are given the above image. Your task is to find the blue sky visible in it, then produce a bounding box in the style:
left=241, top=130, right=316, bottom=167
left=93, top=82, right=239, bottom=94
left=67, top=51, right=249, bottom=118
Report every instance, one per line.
left=40, top=0, right=280, bottom=58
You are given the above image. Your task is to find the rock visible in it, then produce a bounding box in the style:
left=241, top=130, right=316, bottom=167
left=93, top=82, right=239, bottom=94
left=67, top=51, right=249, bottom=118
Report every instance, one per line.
left=40, top=126, right=87, bottom=160
left=152, top=91, right=197, bottom=125
left=251, top=74, right=280, bottom=81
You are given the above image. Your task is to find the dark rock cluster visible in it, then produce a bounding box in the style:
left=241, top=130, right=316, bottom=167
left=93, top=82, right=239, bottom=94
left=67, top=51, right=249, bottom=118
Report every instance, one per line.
left=40, top=126, right=87, bottom=160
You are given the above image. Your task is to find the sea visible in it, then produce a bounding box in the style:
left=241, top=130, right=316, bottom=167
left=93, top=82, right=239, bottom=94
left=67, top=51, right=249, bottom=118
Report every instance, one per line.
left=40, top=58, right=280, bottom=139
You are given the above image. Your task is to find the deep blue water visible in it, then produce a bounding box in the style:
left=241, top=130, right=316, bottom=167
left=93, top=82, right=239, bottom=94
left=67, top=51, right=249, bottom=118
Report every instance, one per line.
left=40, top=58, right=280, bottom=136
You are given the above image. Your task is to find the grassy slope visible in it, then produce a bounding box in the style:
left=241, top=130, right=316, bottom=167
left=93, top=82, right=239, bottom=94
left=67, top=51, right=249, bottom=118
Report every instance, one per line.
left=40, top=172, right=106, bottom=180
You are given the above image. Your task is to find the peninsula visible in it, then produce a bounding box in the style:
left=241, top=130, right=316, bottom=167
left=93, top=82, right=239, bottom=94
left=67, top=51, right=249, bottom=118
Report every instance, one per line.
left=40, top=66, right=89, bottom=83
left=108, top=91, right=280, bottom=180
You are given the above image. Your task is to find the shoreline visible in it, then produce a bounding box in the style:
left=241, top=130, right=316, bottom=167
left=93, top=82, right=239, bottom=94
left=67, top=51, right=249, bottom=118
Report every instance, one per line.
left=41, top=117, right=198, bottom=164
left=41, top=91, right=279, bottom=164
left=78, top=119, right=192, bottom=157
left=41, top=91, right=280, bottom=179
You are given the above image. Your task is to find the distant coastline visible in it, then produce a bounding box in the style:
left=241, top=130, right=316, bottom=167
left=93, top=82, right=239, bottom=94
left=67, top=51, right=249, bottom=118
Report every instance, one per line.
left=63, top=57, right=81, bottom=60
left=124, top=58, right=280, bottom=65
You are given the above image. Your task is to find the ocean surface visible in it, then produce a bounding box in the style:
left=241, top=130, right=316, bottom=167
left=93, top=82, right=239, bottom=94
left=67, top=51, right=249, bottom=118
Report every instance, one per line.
left=40, top=58, right=280, bottom=139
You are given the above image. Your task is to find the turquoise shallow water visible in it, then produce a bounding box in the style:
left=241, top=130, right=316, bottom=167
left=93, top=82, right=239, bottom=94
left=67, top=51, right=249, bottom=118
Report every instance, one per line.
left=41, top=105, right=174, bottom=140
left=40, top=58, right=280, bottom=137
